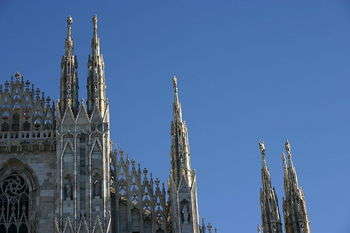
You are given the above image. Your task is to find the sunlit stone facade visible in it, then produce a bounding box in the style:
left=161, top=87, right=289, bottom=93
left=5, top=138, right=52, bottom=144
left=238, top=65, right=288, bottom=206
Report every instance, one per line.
left=0, top=16, right=216, bottom=233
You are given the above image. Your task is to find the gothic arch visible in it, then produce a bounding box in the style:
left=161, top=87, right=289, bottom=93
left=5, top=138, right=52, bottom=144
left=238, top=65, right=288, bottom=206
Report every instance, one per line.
left=0, top=159, right=39, bottom=194
left=0, top=159, right=39, bottom=233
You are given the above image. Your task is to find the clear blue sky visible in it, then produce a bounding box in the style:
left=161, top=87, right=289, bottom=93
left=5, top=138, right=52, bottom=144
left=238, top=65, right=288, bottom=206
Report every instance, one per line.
left=1, top=0, right=349, bottom=232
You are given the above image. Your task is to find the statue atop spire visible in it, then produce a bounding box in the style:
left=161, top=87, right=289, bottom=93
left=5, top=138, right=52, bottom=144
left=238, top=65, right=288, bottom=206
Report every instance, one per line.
left=13, top=72, right=23, bottom=81
left=172, top=75, right=178, bottom=93
left=67, top=16, right=73, bottom=29
left=285, top=139, right=292, bottom=154
left=93, top=15, right=98, bottom=33
left=284, top=139, right=297, bottom=170
left=258, top=141, right=267, bottom=167
left=258, top=141, right=266, bottom=155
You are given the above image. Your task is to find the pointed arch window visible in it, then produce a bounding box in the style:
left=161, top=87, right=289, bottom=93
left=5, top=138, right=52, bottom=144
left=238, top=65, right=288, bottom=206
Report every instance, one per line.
left=43, top=119, right=52, bottom=130
left=0, top=171, right=32, bottom=233
left=33, top=119, right=41, bottom=130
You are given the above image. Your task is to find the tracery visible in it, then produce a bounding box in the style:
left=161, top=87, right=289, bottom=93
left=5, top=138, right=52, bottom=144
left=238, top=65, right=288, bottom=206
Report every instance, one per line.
left=0, top=172, right=30, bottom=233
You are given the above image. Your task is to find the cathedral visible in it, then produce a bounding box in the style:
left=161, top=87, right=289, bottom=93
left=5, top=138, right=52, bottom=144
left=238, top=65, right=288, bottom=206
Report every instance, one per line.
left=0, top=15, right=313, bottom=233
left=0, top=16, right=217, bottom=233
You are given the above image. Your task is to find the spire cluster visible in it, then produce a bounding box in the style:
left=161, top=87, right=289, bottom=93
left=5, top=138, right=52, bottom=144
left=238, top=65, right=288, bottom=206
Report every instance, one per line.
left=59, top=15, right=107, bottom=116
left=258, top=141, right=311, bottom=233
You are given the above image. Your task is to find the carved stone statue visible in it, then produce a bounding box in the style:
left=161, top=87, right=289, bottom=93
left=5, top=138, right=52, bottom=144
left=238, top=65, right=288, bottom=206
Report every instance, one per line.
left=63, top=177, right=73, bottom=200
left=93, top=175, right=102, bottom=198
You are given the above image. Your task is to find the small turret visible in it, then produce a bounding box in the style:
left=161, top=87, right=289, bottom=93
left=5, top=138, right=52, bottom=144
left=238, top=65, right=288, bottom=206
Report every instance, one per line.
left=56, top=16, right=111, bottom=233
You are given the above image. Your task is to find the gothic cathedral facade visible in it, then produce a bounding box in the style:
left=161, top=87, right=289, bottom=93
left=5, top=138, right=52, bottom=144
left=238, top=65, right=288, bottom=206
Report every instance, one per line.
left=0, top=15, right=313, bottom=233
left=0, top=16, right=216, bottom=233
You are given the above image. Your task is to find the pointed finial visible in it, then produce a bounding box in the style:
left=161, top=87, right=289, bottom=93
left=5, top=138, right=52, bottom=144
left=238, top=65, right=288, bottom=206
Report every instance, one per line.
left=92, top=15, right=98, bottom=35
left=13, top=72, right=23, bottom=81
left=258, top=141, right=267, bottom=167
left=172, top=75, right=178, bottom=94
left=155, top=178, right=160, bottom=185
left=284, top=139, right=294, bottom=164
left=258, top=141, right=266, bottom=155
left=284, top=139, right=291, bottom=153
left=172, top=75, right=180, bottom=102
left=67, top=16, right=73, bottom=27
left=66, top=16, right=73, bottom=38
